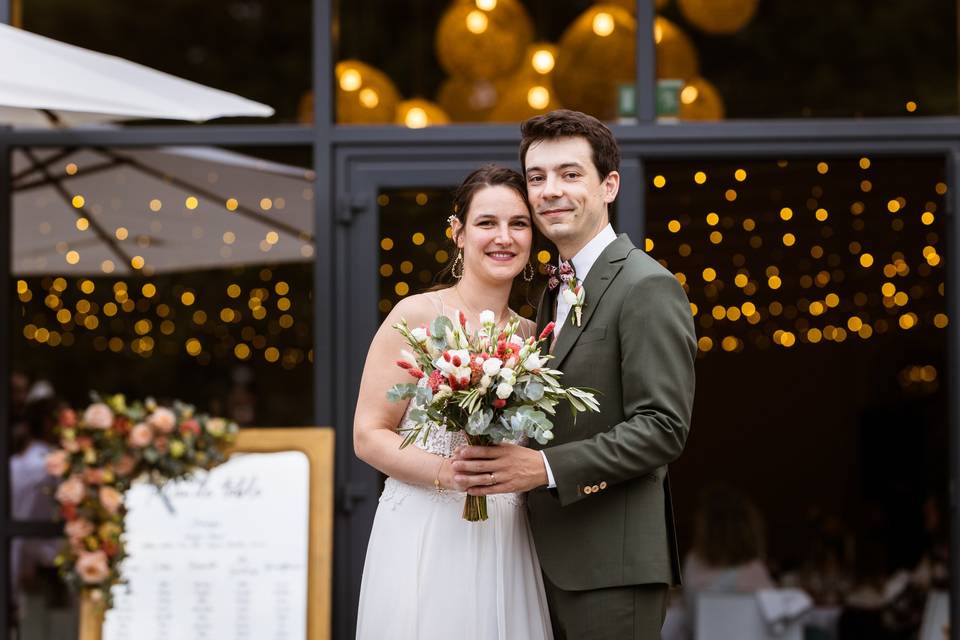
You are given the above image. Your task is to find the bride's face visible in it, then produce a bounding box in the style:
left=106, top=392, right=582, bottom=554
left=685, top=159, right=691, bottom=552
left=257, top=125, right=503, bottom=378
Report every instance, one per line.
left=454, top=185, right=532, bottom=284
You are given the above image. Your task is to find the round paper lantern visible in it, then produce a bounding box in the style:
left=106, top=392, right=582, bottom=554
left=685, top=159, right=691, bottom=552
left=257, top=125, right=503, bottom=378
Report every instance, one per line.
left=436, top=77, right=502, bottom=122
left=435, top=0, right=534, bottom=81
left=488, top=77, right=562, bottom=122
left=654, top=16, right=699, bottom=80
left=677, top=0, right=758, bottom=35
left=395, top=99, right=451, bottom=128
left=334, top=60, right=400, bottom=124
left=679, top=76, right=725, bottom=120
left=603, top=0, right=671, bottom=12
left=554, top=5, right=636, bottom=121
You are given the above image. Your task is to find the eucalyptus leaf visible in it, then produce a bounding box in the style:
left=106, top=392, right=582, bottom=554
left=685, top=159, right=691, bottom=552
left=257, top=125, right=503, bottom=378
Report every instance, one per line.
left=387, top=383, right=418, bottom=402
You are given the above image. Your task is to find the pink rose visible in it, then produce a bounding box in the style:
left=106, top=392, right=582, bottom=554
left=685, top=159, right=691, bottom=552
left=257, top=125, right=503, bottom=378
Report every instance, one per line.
left=98, top=486, right=123, bottom=515
left=114, top=455, right=136, bottom=477
left=179, top=419, right=200, bottom=437
left=82, top=403, right=114, bottom=430
left=75, top=550, right=110, bottom=584
left=65, top=518, right=95, bottom=541
left=44, top=450, right=69, bottom=477
left=127, top=423, right=153, bottom=448
left=147, top=407, right=176, bottom=434
left=55, top=475, right=86, bottom=505
left=59, top=408, right=77, bottom=428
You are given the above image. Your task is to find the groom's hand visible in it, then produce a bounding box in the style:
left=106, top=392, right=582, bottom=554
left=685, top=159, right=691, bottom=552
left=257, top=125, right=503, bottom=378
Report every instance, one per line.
left=451, top=444, right=548, bottom=495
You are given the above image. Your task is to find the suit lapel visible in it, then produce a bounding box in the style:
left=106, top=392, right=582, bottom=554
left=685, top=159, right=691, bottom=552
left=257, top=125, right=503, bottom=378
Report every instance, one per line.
left=550, top=234, right=635, bottom=369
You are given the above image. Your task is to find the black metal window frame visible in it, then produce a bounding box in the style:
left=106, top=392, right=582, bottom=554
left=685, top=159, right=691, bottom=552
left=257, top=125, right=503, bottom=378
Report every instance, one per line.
left=1, top=1, right=960, bottom=638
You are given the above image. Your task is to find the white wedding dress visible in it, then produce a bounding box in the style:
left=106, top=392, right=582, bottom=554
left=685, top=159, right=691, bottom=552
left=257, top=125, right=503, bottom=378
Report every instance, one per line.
left=355, top=384, right=554, bottom=639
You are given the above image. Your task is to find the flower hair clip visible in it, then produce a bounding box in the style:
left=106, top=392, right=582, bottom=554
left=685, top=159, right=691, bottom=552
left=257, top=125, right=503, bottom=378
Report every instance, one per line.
left=447, top=214, right=458, bottom=227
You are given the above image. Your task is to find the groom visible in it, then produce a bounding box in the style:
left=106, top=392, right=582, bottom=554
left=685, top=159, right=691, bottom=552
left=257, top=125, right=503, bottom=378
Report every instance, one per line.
left=453, top=109, right=697, bottom=639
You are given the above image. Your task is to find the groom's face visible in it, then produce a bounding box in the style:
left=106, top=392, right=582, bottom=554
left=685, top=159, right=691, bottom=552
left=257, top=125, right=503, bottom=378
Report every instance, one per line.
left=524, top=136, right=619, bottom=258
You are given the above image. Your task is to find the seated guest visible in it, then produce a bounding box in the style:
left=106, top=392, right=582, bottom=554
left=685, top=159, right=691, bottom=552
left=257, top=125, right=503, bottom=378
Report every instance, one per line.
left=663, top=486, right=774, bottom=640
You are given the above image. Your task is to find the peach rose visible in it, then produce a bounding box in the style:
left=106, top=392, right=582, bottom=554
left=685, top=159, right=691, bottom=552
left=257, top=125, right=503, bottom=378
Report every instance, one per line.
left=65, top=518, right=95, bottom=541
left=114, top=455, right=136, bottom=477
left=82, top=403, right=114, bottom=430
left=127, top=423, right=153, bottom=448
left=98, top=486, right=123, bottom=515
left=44, top=450, right=69, bottom=477
left=55, top=475, right=86, bottom=505
left=147, top=407, right=176, bottom=434
left=75, top=550, right=110, bottom=584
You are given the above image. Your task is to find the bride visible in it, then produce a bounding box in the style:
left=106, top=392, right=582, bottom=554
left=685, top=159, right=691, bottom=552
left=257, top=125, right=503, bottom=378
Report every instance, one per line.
left=353, top=165, right=553, bottom=639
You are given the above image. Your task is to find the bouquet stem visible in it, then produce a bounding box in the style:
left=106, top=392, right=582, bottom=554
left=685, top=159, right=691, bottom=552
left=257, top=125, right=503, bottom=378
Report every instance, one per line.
left=462, top=434, right=491, bottom=522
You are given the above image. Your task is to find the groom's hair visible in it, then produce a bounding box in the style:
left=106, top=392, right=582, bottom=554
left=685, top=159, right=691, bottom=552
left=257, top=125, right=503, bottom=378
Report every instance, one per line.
left=519, top=110, right=620, bottom=180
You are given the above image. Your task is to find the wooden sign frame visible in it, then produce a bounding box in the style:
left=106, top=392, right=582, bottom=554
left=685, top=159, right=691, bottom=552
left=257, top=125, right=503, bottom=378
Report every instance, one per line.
left=80, top=427, right=335, bottom=640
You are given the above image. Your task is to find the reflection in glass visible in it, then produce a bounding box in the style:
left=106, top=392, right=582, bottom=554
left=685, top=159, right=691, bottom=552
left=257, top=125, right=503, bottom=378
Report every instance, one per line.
left=334, top=1, right=636, bottom=126
left=23, top=0, right=311, bottom=123
left=10, top=538, right=77, bottom=640
left=12, top=147, right=316, bottom=426
left=645, top=156, right=947, bottom=355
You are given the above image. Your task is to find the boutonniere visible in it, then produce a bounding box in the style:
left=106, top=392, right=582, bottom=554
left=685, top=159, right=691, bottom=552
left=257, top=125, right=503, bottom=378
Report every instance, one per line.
left=546, top=260, right=585, bottom=327
left=560, top=281, right=585, bottom=326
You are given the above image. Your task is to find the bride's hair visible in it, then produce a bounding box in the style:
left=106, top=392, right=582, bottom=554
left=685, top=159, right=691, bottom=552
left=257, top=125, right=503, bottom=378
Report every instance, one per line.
left=432, top=164, right=538, bottom=288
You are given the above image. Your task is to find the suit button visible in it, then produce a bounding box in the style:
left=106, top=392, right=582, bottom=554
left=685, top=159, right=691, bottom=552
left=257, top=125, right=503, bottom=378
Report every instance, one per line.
left=591, top=484, right=599, bottom=493
left=599, top=481, right=607, bottom=490
left=583, top=486, right=592, bottom=495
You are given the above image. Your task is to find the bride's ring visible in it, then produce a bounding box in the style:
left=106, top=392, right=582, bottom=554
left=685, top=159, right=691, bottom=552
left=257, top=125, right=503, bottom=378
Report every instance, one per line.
left=489, top=473, right=496, bottom=485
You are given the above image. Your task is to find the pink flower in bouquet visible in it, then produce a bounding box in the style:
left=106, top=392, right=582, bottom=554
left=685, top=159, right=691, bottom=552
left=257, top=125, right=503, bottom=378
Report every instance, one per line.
left=179, top=419, right=201, bottom=437
left=147, top=407, right=176, bottom=433
left=82, top=403, right=114, bottom=430
left=61, top=437, right=79, bottom=453
left=83, top=468, right=105, bottom=485
left=114, top=455, right=136, bottom=477
left=59, top=408, right=78, bottom=428
left=76, top=550, right=110, bottom=584
left=55, top=475, right=86, bottom=505
left=127, top=423, right=153, bottom=448
left=69, top=536, right=86, bottom=555
left=44, top=450, right=69, bottom=477
left=154, top=436, right=169, bottom=454
left=98, top=486, right=123, bottom=515
left=77, top=436, right=93, bottom=452
left=65, top=518, right=95, bottom=541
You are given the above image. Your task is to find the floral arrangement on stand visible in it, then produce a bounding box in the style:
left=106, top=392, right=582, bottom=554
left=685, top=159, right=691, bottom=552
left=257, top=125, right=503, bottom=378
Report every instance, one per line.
left=44, top=393, right=238, bottom=609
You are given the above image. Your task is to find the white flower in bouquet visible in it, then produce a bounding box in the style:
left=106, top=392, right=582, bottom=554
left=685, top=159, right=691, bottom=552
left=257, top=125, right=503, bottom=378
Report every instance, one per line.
left=482, top=358, right=503, bottom=376
left=410, top=327, right=428, bottom=343
left=495, top=382, right=514, bottom=399
left=499, top=368, right=516, bottom=386
left=522, top=352, right=546, bottom=372
left=479, top=310, right=496, bottom=326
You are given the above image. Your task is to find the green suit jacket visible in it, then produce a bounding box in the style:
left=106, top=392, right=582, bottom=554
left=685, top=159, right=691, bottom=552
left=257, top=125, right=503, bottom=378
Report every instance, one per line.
left=529, top=233, right=697, bottom=591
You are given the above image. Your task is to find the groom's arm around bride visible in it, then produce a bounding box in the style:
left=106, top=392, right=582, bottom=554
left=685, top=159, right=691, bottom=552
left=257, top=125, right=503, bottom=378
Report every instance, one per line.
left=453, top=109, right=697, bottom=640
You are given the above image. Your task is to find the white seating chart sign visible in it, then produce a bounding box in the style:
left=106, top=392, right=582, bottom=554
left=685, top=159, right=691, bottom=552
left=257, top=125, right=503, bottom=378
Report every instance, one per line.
left=102, top=451, right=310, bottom=640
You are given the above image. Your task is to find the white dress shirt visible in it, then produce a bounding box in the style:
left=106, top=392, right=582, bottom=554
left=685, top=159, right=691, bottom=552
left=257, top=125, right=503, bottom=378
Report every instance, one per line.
left=542, top=223, right=618, bottom=488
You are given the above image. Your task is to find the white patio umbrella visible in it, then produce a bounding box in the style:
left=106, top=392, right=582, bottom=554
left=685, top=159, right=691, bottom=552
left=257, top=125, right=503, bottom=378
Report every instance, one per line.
left=12, top=146, right=315, bottom=276
left=0, top=23, right=274, bottom=126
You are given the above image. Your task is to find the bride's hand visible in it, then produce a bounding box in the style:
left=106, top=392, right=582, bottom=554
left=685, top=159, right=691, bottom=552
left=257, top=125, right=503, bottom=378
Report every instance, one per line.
left=440, top=458, right=471, bottom=492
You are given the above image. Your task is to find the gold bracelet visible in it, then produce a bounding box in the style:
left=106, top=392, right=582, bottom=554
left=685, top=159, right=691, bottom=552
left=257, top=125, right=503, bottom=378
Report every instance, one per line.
left=434, top=459, right=446, bottom=494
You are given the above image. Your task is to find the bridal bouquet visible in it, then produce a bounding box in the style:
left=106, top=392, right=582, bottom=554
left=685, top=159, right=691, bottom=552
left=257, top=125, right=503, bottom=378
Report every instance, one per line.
left=45, top=393, right=238, bottom=608
left=388, top=311, right=599, bottom=521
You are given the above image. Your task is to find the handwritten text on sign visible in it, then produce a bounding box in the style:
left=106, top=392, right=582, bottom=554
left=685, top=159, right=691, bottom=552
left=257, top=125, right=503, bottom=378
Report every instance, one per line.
left=103, top=451, right=310, bottom=640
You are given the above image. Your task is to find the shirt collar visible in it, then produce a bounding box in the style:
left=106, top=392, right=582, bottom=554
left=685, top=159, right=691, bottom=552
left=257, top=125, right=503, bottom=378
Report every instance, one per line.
left=568, top=224, right=617, bottom=282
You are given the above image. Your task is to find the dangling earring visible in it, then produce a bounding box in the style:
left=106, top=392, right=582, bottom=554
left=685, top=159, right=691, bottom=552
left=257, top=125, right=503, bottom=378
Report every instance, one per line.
left=451, top=249, right=464, bottom=280
left=523, top=261, right=535, bottom=282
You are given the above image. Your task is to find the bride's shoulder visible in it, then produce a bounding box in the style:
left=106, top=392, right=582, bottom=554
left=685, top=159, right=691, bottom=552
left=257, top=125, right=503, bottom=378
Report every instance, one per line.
left=383, top=291, right=442, bottom=328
